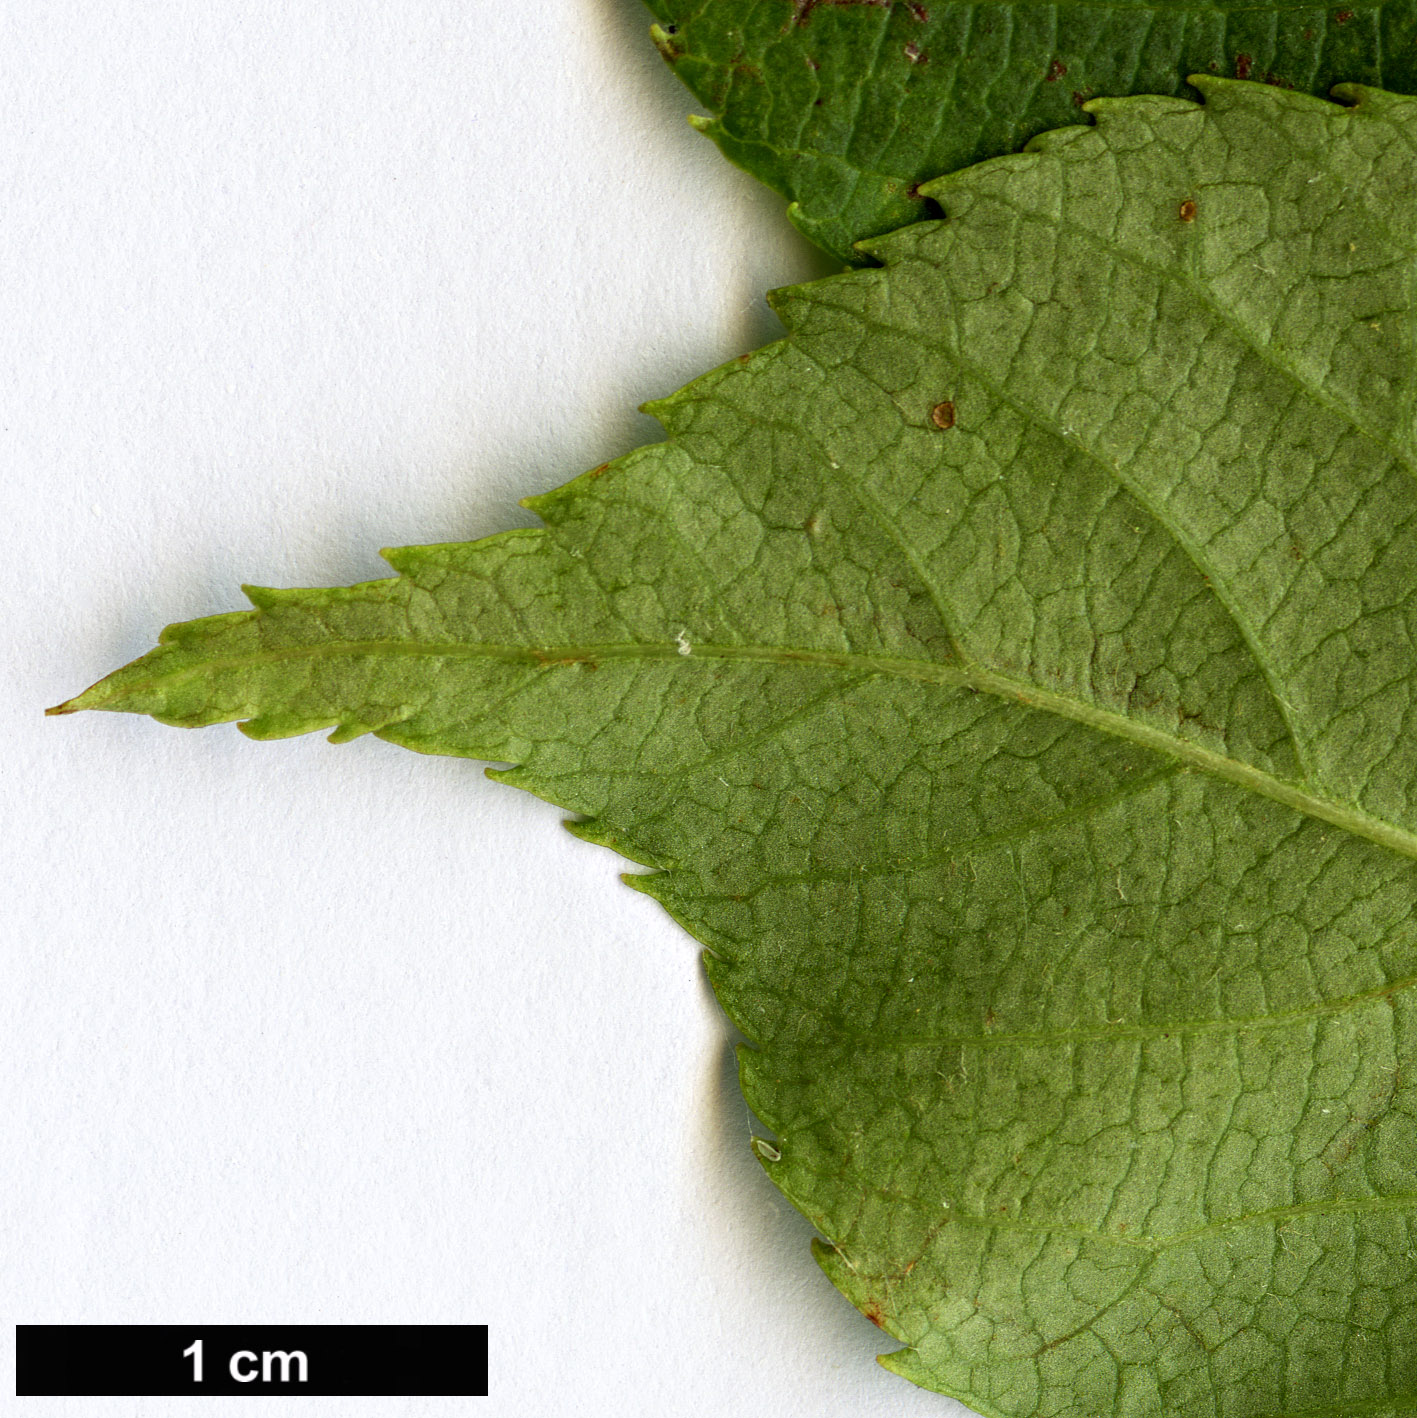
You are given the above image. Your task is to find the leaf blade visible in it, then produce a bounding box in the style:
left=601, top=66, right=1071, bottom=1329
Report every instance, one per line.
left=61, top=80, right=1417, bottom=1414
left=645, top=0, right=1417, bottom=263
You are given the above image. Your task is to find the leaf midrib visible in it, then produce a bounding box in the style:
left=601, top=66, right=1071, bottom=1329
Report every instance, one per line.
left=65, top=632, right=1417, bottom=861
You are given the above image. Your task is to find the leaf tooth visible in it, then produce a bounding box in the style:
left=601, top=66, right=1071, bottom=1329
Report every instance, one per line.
left=241, top=580, right=399, bottom=610
left=1184, top=73, right=1334, bottom=115
left=735, top=1040, right=785, bottom=1125
left=812, top=1240, right=909, bottom=1342
left=853, top=221, right=942, bottom=263
left=520, top=472, right=605, bottom=523
left=147, top=709, right=232, bottom=729
left=1084, top=88, right=1195, bottom=114
left=650, top=24, right=683, bottom=65
left=241, top=584, right=287, bottom=611
left=483, top=764, right=602, bottom=818
left=380, top=528, right=545, bottom=578
left=639, top=391, right=685, bottom=431
left=811, top=1236, right=851, bottom=1293
left=327, top=707, right=415, bottom=744
left=565, top=818, right=669, bottom=869
left=483, top=764, right=528, bottom=788
left=700, top=948, right=734, bottom=988
left=239, top=712, right=340, bottom=742
left=1018, top=122, right=1094, bottom=157
left=812, top=1239, right=868, bottom=1302
left=1329, top=81, right=1416, bottom=116
left=517, top=489, right=561, bottom=521
left=764, top=282, right=817, bottom=330
left=563, top=816, right=611, bottom=847
left=875, top=1346, right=933, bottom=1386
left=379, top=545, right=427, bottom=576
left=619, top=867, right=675, bottom=898
left=1071, top=92, right=1203, bottom=152
left=157, top=608, right=257, bottom=647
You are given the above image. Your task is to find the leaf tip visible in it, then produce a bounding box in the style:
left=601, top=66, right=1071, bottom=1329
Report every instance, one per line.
left=45, top=675, right=117, bottom=716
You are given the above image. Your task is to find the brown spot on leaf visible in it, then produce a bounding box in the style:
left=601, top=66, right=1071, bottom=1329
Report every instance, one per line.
left=588, top=462, right=610, bottom=478
left=1045, top=57, right=1067, bottom=81
left=1335, top=8, right=1353, bottom=21
left=737, top=353, right=752, bottom=365
left=1179, top=198, right=1197, bottom=222
left=862, top=1302, right=887, bottom=1328
left=904, top=40, right=925, bottom=62
left=907, top=1, right=929, bottom=18
left=931, top=400, right=956, bottom=429
left=1234, top=52, right=1252, bottom=79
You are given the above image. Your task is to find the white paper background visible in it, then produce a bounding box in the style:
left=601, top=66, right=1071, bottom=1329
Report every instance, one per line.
left=4, top=3, right=969, bottom=1413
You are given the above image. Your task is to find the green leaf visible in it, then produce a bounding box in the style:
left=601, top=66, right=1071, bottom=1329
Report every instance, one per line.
left=644, top=0, right=1417, bottom=264
left=54, top=79, right=1417, bottom=1414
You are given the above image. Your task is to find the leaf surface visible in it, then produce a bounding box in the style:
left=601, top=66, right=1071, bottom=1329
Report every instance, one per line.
left=644, top=0, right=1417, bottom=263
left=55, top=81, right=1417, bottom=1415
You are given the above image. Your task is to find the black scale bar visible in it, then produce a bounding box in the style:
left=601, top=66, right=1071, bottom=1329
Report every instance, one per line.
left=15, top=1325, right=487, bottom=1397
